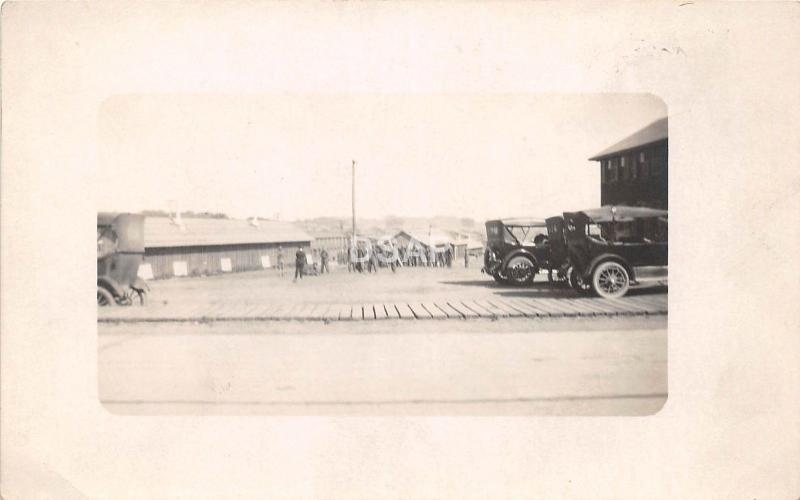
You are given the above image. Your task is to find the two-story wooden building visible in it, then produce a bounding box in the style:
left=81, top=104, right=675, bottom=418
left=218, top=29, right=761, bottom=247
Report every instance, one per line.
left=589, top=117, right=668, bottom=209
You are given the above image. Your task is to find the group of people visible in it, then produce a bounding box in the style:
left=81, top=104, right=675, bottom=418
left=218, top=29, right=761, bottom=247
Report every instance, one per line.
left=346, top=243, right=400, bottom=273
left=275, top=241, right=472, bottom=282
left=346, top=241, right=471, bottom=272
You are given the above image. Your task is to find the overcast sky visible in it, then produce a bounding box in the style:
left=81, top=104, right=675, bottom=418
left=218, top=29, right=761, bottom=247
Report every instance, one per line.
left=98, top=93, right=665, bottom=221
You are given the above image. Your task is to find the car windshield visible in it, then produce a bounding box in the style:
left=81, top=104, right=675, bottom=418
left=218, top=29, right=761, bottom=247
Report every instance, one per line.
left=506, top=225, right=546, bottom=246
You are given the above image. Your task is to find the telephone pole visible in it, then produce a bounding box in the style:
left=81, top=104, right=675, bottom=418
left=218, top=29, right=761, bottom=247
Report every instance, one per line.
left=351, top=160, right=357, bottom=245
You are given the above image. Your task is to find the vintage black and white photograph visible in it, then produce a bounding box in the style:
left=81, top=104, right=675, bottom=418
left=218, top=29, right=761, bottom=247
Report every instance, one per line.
left=96, top=94, right=668, bottom=415
left=5, top=2, right=800, bottom=498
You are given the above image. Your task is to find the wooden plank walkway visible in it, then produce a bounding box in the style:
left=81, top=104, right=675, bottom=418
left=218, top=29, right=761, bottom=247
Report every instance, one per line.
left=461, top=300, right=495, bottom=318
left=395, top=303, right=415, bottom=320
left=448, top=301, right=480, bottom=319
left=98, top=295, right=668, bottom=323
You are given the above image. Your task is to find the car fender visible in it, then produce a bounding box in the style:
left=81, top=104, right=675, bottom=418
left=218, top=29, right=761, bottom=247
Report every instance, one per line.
left=97, top=276, right=126, bottom=298
left=585, top=254, right=635, bottom=281
left=501, top=249, right=539, bottom=271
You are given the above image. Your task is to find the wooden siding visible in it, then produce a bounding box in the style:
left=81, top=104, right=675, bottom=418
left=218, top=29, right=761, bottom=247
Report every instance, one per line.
left=600, top=141, right=668, bottom=209
left=144, top=242, right=311, bottom=279
left=311, top=235, right=349, bottom=252
left=310, top=235, right=350, bottom=264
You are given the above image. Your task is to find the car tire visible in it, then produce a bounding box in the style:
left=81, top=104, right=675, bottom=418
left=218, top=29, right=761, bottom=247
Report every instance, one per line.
left=568, top=266, right=592, bottom=295
left=505, top=255, right=536, bottom=286
left=97, top=286, right=115, bottom=306
left=592, top=261, right=630, bottom=299
left=491, top=272, right=508, bottom=284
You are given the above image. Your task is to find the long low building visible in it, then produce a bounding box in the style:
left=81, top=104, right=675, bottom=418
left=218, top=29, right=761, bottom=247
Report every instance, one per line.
left=141, top=217, right=313, bottom=279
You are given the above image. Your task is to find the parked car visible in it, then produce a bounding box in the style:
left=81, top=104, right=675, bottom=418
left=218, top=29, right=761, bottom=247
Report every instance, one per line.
left=97, top=213, right=149, bottom=306
left=563, top=205, right=668, bottom=298
left=482, top=217, right=570, bottom=286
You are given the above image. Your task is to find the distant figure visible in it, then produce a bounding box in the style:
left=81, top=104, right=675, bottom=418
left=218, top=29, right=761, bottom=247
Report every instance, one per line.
left=367, top=245, right=378, bottom=273
left=445, top=246, right=453, bottom=267
left=388, top=242, right=399, bottom=272
left=294, top=247, right=306, bottom=282
left=320, top=249, right=329, bottom=274
left=276, top=246, right=285, bottom=277
left=464, top=249, right=469, bottom=268
left=347, top=244, right=355, bottom=272
left=356, top=246, right=365, bottom=273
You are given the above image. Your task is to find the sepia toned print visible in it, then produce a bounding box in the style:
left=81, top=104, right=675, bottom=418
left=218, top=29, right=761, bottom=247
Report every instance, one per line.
left=97, top=94, right=668, bottom=415
left=4, top=2, right=800, bottom=498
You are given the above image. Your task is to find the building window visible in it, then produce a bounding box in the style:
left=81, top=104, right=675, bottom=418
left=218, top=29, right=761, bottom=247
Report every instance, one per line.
left=639, top=151, right=649, bottom=178
left=631, top=154, right=638, bottom=179
left=601, top=160, right=607, bottom=184
left=609, top=158, right=619, bottom=184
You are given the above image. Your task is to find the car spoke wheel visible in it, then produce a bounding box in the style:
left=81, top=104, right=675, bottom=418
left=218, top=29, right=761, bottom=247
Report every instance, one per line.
left=97, top=287, right=115, bottom=306
left=491, top=271, right=509, bottom=284
left=505, top=256, right=535, bottom=286
left=592, top=261, right=630, bottom=299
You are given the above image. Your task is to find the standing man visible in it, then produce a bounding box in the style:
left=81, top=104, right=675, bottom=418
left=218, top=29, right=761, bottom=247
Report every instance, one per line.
left=294, top=246, right=306, bottom=282
left=276, top=246, right=285, bottom=277
left=464, top=248, right=469, bottom=268
left=320, top=248, right=329, bottom=274
left=367, top=244, right=378, bottom=273
left=347, top=242, right=354, bottom=273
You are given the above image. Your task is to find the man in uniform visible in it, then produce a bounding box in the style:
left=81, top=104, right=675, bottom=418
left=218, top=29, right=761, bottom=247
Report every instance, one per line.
left=367, top=244, right=378, bottom=273
left=294, top=247, right=306, bottom=282
left=347, top=242, right=354, bottom=272
left=276, top=246, right=285, bottom=277
left=320, top=248, right=329, bottom=274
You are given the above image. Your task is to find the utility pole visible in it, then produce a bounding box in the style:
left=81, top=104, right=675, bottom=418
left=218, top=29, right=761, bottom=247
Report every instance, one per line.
left=351, top=160, right=357, bottom=246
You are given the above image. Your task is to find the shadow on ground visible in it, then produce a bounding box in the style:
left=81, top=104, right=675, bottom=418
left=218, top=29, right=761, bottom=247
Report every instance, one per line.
left=497, top=285, right=668, bottom=300
left=439, top=279, right=569, bottom=289
left=441, top=278, right=579, bottom=298
left=440, top=278, right=668, bottom=299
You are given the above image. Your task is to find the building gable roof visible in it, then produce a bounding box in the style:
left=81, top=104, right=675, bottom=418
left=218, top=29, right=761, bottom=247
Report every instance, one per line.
left=395, top=229, right=456, bottom=247
left=589, top=117, right=668, bottom=161
left=144, top=217, right=314, bottom=248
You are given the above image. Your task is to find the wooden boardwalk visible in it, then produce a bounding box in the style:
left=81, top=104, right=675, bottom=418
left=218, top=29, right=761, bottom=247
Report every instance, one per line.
left=98, top=294, right=667, bottom=323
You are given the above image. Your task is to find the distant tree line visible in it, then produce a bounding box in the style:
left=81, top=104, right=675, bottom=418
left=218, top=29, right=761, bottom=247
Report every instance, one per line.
left=142, top=210, right=229, bottom=219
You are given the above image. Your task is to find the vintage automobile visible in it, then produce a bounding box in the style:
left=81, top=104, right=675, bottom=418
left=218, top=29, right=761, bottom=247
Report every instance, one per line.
left=482, top=217, right=570, bottom=286
left=97, top=212, right=149, bottom=306
left=563, top=205, right=668, bottom=298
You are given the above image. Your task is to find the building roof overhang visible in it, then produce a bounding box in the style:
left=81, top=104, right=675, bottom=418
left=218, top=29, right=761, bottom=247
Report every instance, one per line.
left=589, top=117, right=668, bottom=161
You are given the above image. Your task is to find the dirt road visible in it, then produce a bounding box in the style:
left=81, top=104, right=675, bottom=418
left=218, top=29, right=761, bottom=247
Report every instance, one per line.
left=99, top=316, right=667, bottom=416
